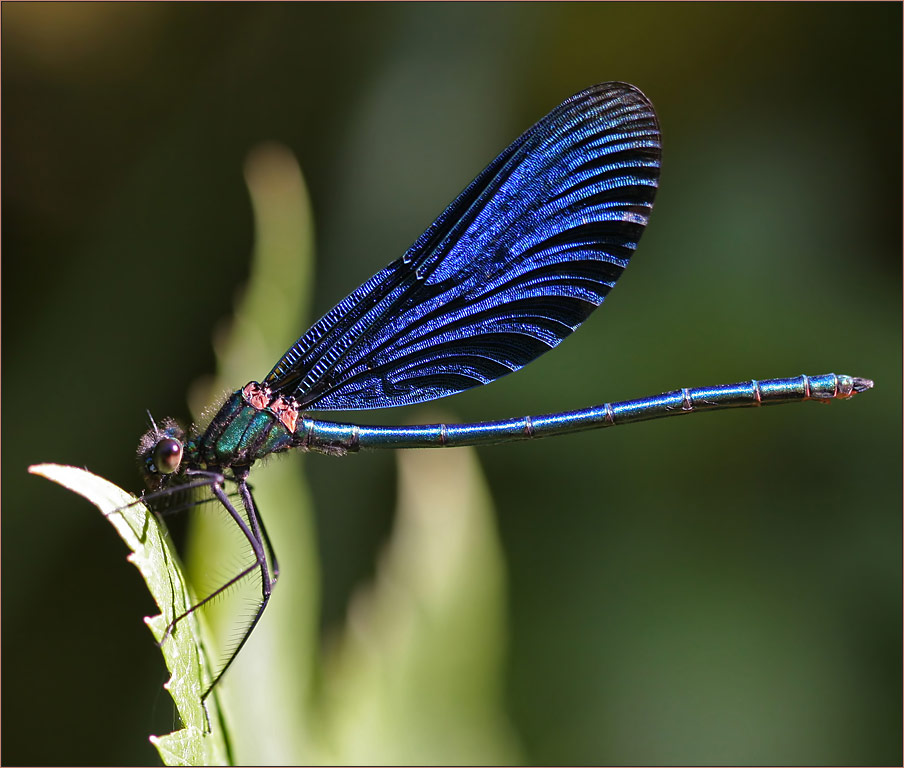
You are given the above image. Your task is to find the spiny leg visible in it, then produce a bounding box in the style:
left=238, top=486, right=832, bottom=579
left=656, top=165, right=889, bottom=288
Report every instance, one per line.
left=103, top=473, right=235, bottom=548
left=239, top=478, right=280, bottom=580
left=196, top=470, right=276, bottom=701
left=157, top=475, right=264, bottom=644
left=153, top=470, right=273, bottom=700
left=106, top=474, right=226, bottom=523
left=152, top=488, right=243, bottom=520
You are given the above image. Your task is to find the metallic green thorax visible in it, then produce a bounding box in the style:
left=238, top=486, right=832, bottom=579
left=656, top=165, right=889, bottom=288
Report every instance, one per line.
left=194, top=385, right=296, bottom=469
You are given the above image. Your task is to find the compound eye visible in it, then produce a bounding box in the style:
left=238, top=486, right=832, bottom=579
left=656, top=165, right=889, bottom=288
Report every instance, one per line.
left=154, top=437, right=183, bottom=474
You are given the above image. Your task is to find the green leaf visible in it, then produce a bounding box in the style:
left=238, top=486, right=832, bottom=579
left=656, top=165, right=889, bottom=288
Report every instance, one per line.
left=318, top=441, right=521, bottom=764
left=28, top=463, right=229, bottom=767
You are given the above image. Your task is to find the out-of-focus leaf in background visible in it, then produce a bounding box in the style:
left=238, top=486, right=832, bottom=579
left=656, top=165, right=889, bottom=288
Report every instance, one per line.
left=319, top=444, right=518, bottom=765
left=182, top=142, right=319, bottom=763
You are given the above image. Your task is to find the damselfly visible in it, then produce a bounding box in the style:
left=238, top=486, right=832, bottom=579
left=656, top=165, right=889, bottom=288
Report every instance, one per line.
left=136, top=82, right=872, bottom=699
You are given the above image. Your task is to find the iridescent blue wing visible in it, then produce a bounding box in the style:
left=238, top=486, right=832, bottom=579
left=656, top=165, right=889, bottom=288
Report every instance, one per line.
left=265, top=82, right=661, bottom=411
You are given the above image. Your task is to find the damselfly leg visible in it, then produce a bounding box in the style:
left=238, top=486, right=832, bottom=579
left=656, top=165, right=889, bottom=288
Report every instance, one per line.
left=116, top=469, right=279, bottom=700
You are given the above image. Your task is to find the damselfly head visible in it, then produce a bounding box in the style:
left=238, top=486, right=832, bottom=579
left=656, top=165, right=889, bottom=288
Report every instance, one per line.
left=136, top=416, right=186, bottom=490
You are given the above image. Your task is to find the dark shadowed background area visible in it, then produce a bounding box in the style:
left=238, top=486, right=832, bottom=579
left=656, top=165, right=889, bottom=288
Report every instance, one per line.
left=3, top=4, right=901, bottom=765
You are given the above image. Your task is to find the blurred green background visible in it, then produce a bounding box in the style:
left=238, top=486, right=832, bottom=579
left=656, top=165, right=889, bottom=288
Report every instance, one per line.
left=3, top=3, right=901, bottom=765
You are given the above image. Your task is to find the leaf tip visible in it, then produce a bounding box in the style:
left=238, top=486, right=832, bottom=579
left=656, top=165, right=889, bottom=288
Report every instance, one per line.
left=28, top=462, right=60, bottom=478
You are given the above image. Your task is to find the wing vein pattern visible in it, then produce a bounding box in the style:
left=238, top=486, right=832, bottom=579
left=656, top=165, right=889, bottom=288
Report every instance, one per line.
left=264, top=82, right=662, bottom=411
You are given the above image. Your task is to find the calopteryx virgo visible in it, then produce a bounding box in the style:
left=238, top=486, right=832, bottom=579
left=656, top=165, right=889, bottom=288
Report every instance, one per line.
left=136, top=82, right=872, bottom=700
